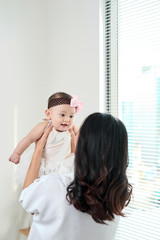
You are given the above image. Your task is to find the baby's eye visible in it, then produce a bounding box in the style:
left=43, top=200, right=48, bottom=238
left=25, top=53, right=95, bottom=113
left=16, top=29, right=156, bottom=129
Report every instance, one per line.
left=70, top=115, right=74, bottom=118
left=60, top=114, right=65, bottom=117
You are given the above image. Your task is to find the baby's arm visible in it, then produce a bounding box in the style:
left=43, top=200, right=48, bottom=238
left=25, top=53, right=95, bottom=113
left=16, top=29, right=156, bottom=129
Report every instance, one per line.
left=9, top=122, right=49, bottom=164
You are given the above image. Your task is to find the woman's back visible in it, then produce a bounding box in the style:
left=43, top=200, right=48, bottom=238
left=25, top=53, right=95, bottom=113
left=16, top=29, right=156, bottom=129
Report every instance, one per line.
left=20, top=112, right=132, bottom=240
left=20, top=172, right=120, bottom=240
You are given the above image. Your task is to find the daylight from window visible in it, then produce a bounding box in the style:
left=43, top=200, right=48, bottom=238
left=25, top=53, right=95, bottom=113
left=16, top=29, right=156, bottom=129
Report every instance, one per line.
left=116, top=1, right=160, bottom=239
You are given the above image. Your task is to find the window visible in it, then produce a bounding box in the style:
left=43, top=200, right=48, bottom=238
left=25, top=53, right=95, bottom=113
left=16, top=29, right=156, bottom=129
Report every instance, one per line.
left=103, top=0, right=160, bottom=239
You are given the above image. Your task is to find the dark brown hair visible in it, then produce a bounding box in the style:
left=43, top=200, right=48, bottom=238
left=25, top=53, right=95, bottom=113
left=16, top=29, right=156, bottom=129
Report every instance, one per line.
left=48, top=92, right=72, bottom=109
left=67, top=113, right=132, bottom=224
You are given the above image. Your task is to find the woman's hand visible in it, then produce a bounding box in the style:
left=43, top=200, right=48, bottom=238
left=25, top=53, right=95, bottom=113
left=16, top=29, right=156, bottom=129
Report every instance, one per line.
left=69, top=125, right=79, bottom=153
left=23, top=124, right=53, bottom=189
left=35, top=123, right=53, bottom=153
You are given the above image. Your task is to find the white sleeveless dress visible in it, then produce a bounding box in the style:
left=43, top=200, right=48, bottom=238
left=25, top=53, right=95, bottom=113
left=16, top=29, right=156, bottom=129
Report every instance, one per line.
left=39, top=127, right=74, bottom=176
left=16, top=127, right=74, bottom=185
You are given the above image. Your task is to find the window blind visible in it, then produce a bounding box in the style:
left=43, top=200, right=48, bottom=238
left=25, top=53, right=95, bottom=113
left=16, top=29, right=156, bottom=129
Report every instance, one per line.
left=104, top=0, right=118, bottom=117
left=104, top=0, right=160, bottom=239
left=104, top=0, right=111, bottom=114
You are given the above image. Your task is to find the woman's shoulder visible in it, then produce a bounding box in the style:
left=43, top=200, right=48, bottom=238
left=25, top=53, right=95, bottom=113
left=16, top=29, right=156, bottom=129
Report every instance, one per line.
left=46, top=172, right=74, bottom=182
left=36, top=172, right=74, bottom=187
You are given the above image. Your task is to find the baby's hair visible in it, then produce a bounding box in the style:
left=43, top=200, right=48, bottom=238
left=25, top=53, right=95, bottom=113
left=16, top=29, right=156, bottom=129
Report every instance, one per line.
left=67, top=112, right=132, bottom=224
left=48, top=92, right=72, bottom=109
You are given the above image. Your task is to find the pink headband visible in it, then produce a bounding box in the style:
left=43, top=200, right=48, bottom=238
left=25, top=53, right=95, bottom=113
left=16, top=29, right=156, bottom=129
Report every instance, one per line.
left=48, top=95, right=83, bottom=113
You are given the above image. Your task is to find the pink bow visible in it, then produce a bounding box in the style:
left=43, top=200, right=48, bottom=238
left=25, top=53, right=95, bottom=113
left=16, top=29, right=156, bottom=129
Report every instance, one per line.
left=70, top=95, right=83, bottom=113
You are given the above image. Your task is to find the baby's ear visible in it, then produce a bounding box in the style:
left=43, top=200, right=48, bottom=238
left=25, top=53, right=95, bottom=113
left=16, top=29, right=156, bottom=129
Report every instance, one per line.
left=45, top=109, right=51, bottom=120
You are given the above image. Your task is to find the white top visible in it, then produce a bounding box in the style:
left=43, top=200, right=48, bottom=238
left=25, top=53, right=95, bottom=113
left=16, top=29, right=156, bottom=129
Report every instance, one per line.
left=19, top=173, right=120, bottom=240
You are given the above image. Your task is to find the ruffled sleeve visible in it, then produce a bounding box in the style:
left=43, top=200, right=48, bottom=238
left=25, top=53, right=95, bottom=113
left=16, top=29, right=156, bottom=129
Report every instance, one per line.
left=19, top=177, right=46, bottom=214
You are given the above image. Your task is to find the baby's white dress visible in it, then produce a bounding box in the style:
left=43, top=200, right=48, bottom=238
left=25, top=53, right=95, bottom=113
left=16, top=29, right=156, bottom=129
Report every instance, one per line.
left=16, top=127, right=74, bottom=185
left=39, top=127, right=74, bottom=176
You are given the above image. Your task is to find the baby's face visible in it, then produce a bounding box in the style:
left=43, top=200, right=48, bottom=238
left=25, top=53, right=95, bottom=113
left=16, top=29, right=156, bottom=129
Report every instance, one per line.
left=47, top=104, right=76, bottom=132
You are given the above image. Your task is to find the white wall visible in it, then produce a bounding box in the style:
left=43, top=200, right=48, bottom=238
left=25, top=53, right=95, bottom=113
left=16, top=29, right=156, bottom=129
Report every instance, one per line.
left=0, top=0, right=99, bottom=239
left=47, top=0, right=99, bottom=126
left=0, top=1, right=48, bottom=239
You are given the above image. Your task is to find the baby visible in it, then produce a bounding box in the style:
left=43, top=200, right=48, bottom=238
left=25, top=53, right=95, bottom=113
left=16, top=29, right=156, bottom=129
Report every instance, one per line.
left=9, top=92, right=83, bottom=176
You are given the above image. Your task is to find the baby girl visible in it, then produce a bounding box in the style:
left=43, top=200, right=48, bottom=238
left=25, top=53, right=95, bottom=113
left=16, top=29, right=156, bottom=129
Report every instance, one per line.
left=9, top=92, right=83, bottom=177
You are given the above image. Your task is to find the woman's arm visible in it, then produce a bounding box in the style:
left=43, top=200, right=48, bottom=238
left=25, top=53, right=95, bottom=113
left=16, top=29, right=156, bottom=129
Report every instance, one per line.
left=23, top=124, right=53, bottom=189
left=69, top=124, right=80, bottom=153
left=9, top=122, right=49, bottom=164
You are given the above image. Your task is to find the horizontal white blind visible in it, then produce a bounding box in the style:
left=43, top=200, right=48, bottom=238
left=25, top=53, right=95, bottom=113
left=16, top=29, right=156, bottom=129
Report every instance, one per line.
left=105, top=0, right=160, bottom=239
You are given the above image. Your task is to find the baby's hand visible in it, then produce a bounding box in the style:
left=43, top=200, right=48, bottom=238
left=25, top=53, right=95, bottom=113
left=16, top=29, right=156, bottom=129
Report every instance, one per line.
left=9, top=152, right=20, bottom=164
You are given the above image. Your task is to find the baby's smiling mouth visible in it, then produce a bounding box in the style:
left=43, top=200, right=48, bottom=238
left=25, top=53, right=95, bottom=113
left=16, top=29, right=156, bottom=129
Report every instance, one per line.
left=61, top=124, right=68, bottom=127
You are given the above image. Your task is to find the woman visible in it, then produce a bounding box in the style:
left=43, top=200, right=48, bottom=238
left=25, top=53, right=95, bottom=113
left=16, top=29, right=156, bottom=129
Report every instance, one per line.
left=19, top=113, right=132, bottom=240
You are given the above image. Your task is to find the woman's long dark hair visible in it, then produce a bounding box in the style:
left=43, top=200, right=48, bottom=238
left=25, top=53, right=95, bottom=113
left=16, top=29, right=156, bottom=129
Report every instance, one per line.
left=67, top=113, right=132, bottom=224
